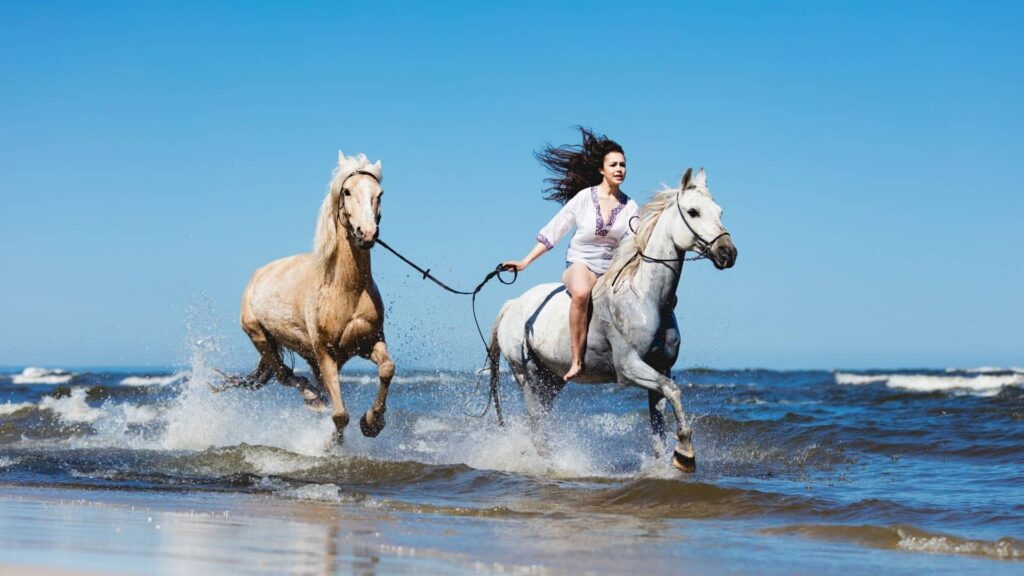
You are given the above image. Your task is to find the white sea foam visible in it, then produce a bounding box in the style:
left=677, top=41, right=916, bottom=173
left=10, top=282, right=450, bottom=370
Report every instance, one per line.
left=240, top=445, right=318, bottom=475
left=339, top=373, right=464, bottom=386
left=0, top=401, right=34, bottom=416
left=833, top=372, right=887, bottom=385
left=121, top=404, right=158, bottom=424
left=30, top=326, right=671, bottom=481
left=412, top=417, right=451, bottom=435
left=896, top=528, right=1022, bottom=559
left=278, top=483, right=358, bottom=504
left=835, top=371, right=1023, bottom=396
left=120, top=372, right=188, bottom=387
left=945, top=366, right=1024, bottom=374
left=39, top=388, right=102, bottom=423
left=0, top=456, right=21, bottom=468
left=12, top=367, right=72, bottom=385
left=886, top=374, right=1023, bottom=395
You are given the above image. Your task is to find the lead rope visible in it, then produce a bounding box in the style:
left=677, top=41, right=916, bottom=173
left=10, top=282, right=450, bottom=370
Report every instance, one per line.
left=375, top=238, right=516, bottom=422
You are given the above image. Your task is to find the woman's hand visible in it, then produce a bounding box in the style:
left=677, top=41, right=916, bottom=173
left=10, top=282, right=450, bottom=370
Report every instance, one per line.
left=501, top=260, right=527, bottom=272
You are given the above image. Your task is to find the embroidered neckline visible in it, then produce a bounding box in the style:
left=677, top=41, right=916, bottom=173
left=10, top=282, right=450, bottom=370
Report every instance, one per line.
left=591, top=187, right=628, bottom=237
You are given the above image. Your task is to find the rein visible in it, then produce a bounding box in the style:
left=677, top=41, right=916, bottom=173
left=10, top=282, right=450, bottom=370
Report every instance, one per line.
left=374, top=239, right=517, bottom=350
left=611, top=186, right=730, bottom=288
left=373, top=238, right=517, bottom=424
left=342, top=168, right=515, bottom=420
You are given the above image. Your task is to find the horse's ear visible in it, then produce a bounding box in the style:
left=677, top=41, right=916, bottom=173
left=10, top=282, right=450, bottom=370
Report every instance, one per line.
left=374, top=159, right=382, bottom=171
left=680, top=168, right=693, bottom=189
left=695, top=167, right=707, bottom=188
left=338, top=150, right=346, bottom=164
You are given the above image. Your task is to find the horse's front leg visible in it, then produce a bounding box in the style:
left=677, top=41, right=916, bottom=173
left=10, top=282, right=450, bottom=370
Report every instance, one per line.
left=316, top=350, right=350, bottom=441
left=359, top=341, right=394, bottom=438
left=616, top=350, right=695, bottom=473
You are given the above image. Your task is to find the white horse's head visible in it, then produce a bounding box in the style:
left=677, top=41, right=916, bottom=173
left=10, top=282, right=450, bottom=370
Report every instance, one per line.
left=315, top=152, right=384, bottom=271
left=673, top=168, right=737, bottom=270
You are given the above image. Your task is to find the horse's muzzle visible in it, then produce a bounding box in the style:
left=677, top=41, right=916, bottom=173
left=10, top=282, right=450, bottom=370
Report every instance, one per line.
left=353, top=226, right=379, bottom=249
left=711, top=238, right=737, bottom=270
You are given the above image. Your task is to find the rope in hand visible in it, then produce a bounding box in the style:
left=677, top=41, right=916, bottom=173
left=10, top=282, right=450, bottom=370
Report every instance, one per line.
left=375, top=238, right=517, bottom=421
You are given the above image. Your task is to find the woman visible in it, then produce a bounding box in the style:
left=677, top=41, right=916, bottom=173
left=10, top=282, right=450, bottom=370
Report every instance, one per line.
left=503, top=128, right=639, bottom=381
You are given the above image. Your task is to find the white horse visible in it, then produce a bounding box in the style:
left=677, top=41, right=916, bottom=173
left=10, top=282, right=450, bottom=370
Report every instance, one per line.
left=488, top=168, right=737, bottom=472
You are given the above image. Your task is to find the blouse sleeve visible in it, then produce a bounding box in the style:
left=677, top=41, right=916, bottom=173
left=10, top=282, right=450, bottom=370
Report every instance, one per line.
left=536, top=194, right=580, bottom=250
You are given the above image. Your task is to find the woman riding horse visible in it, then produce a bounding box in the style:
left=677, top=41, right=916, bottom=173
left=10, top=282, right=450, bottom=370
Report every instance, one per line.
left=503, top=128, right=638, bottom=381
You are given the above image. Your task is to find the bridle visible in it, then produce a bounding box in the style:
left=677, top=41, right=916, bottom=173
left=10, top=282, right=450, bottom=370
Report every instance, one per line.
left=634, top=186, right=730, bottom=263
left=336, top=169, right=382, bottom=237
left=611, top=186, right=730, bottom=287
left=675, top=186, right=731, bottom=259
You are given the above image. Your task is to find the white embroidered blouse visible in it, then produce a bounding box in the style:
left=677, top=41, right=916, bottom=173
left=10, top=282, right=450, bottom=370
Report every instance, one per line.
left=536, top=187, right=640, bottom=275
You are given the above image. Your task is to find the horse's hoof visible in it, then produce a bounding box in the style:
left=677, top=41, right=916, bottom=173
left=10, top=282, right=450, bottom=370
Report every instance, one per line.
left=332, top=412, right=350, bottom=432
left=359, top=412, right=385, bottom=438
left=672, top=452, right=696, bottom=473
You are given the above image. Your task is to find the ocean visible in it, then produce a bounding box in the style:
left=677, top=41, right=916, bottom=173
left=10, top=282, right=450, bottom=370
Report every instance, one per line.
left=0, top=361, right=1021, bottom=574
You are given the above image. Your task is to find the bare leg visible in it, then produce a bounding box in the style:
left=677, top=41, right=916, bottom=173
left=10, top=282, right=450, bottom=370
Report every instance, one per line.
left=562, top=263, right=598, bottom=381
left=359, top=341, right=395, bottom=437
left=316, top=351, right=349, bottom=441
left=616, top=350, right=695, bottom=473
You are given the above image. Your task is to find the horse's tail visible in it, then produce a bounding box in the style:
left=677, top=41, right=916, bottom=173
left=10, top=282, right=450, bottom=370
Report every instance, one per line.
left=488, top=303, right=509, bottom=427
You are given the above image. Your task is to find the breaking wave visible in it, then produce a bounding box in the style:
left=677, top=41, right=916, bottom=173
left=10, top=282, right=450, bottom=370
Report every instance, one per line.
left=834, top=371, right=1024, bottom=395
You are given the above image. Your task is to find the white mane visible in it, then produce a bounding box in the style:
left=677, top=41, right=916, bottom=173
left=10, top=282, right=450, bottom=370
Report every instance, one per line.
left=594, top=187, right=679, bottom=297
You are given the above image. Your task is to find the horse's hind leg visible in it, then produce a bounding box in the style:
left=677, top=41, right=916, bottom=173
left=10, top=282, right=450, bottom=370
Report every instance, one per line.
left=648, top=389, right=668, bottom=458
left=299, top=355, right=328, bottom=412
left=359, top=340, right=395, bottom=438
left=521, top=356, right=565, bottom=455
left=213, top=357, right=273, bottom=392
left=241, top=310, right=313, bottom=394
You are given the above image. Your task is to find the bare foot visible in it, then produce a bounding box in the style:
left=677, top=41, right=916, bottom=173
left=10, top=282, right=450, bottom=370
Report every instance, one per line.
left=563, top=362, right=583, bottom=382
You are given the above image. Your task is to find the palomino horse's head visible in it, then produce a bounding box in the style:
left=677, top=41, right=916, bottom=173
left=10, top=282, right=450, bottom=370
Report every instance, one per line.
left=673, top=168, right=737, bottom=270
left=315, top=152, right=384, bottom=272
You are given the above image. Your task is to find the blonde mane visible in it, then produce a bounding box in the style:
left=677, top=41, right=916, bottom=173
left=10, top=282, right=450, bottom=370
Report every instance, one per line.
left=314, top=152, right=383, bottom=279
left=594, top=187, right=679, bottom=297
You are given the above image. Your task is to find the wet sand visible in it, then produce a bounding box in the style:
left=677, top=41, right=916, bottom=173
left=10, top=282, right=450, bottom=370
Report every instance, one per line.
left=2, top=484, right=1016, bottom=575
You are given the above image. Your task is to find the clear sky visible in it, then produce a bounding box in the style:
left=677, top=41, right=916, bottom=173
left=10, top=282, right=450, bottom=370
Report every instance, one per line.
left=1, top=1, right=1021, bottom=371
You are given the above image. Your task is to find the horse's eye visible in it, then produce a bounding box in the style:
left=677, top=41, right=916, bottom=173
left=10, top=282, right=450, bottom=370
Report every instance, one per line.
left=687, top=209, right=700, bottom=218
left=378, top=190, right=384, bottom=197
left=343, top=189, right=351, bottom=197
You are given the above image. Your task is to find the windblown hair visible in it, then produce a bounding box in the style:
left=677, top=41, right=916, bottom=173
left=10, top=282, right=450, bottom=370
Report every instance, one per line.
left=535, top=127, right=624, bottom=205
left=314, top=153, right=382, bottom=280
left=593, top=188, right=679, bottom=298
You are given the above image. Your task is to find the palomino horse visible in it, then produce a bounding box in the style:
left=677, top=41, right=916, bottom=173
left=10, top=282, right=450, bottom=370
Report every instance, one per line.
left=226, top=152, right=394, bottom=440
left=488, top=168, right=737, bottom=472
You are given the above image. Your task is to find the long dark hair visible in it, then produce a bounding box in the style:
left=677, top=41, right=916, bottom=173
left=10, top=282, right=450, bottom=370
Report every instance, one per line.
left=535, top=127, right=624, bottom=205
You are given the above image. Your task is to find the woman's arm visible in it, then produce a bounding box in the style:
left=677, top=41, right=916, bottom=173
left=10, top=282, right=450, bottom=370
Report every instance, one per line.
left=502, top=242, right=548, bottom=271
left=503, top=191, right=581, bottom=271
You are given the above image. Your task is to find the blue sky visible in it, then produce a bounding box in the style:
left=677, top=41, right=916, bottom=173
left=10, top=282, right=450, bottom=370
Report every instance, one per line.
left=1, top=1, right=1021, bottom=371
